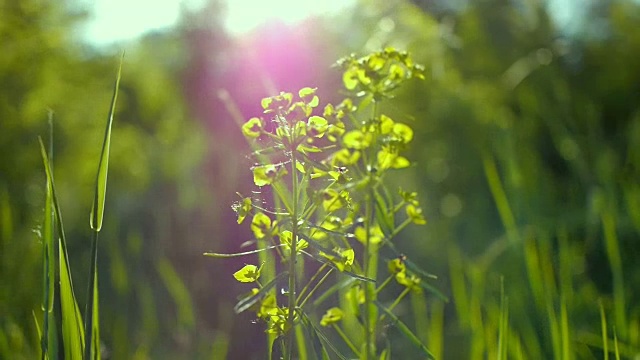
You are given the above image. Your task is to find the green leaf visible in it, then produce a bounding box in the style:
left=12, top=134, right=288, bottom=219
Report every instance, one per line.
left=41, top=132, right=56, bottom=359
left=90, top=52, right=122, bottom=232
left=233, top=264, right=261, bottom=283
left=375, top=301, right=435, bottom=359
left=39, top=138, right=85, bottom=360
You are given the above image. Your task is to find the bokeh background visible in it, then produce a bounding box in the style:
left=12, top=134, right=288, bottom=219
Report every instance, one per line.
left=2, top=0, right=640, bottom=358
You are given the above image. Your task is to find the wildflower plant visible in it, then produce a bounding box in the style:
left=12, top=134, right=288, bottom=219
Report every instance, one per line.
left=206, top=48, right=439, bottom=359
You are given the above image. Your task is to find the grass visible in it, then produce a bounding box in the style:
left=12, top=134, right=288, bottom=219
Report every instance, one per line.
left=35, top=53, right=123, bottom=360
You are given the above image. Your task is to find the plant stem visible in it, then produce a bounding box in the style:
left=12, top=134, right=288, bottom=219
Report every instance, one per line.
left=297, top=263, right=329, bottom=304
left=286, top=139, right=300, bottom=360
left=334, top=324, right=361, bottom=357
left=375, top=275, right=394, bottom=295
left=299, top=267, right=334, bottom=308
left=362, top=100, right=380, bottom=359
left=84, top=230, right=99, bottom=360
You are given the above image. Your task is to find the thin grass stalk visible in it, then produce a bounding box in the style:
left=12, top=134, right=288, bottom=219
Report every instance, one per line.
left=601, top=210, right=627, bottom=339
left=600, top=300, right=609, bottom=360
left=41, top=114, right=55, bottom=360
left=560, top=296, right=571, bottom=360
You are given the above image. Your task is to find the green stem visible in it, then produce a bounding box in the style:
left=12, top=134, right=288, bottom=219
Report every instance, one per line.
left=299, top=267, right=334, bottom=308
left=386, top=218, right=412, bottom=243
left=334, top=324, right=361, bottom=357
left=379, top=287, right=411, bottom=324
left=84, top=230, right=99, bottom=360
left=375, top=275, right=394, bottom=295
left=362, top=100, right=380, bottom=359
left=286, top=133, right=300, bottom=360
left=297, top=263, right=329, bottom=304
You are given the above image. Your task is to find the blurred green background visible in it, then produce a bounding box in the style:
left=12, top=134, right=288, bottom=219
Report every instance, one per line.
left=1, top=0, right=639, bottom=358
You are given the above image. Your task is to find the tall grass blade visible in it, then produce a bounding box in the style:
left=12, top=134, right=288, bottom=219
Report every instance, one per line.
left=600, top=300, right=609, bottom=360
left=601, top=210, right=627, bottom=339
left=613, top=327, right=620, bottom=360
left=157, top=258, right=195, bottom=330
left=90, top=52, right=123, bottom=232
left=85, top=52, right=123, bottom=360
left=497, top=278, right=509, bottom=360
left=482, top=151, right=519, bottom=244
left=41, top=127, right=55, bottom=359
left=39, top=138, right=85, bottom=359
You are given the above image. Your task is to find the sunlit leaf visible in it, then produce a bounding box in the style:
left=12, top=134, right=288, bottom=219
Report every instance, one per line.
left=233, top=264, right=261, bottom=283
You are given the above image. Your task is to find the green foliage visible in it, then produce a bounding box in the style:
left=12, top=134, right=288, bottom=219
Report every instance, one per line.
left=208, top=48, right=437, bottom=359
left=34, top=55, right=122, bottom=360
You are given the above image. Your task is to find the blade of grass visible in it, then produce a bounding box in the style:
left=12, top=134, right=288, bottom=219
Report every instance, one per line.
left=85, top=52, right=123, bottom=360
left=89, top=52, right=123, bottom=233
left=600, top=300, right=609, bottom=360
left=601, top=210, right=627, bottom=339
left=482, top=151, right=520, bottom=244
left=41, top=121, right=55, bottom=359
left=613, top=326, right=620, bottom=360
left=39, top=138, right=85, bottom=359
left=157, top=258, right=196, bottom=330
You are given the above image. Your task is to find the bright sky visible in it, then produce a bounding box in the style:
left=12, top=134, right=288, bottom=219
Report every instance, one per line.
left=79, top=0, right=355, bottom=46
